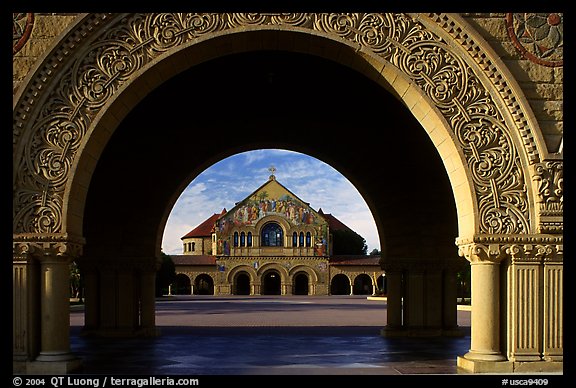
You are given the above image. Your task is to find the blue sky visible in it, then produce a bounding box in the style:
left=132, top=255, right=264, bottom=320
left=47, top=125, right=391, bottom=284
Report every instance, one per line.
left=161, top=149, right=380, bottom=255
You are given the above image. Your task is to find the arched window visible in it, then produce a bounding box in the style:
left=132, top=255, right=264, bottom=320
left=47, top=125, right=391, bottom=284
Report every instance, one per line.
left=261, top=222, right=283, bottom=247
left=306, top=232, right=311, bottom=247
left=299, top=232, right=304, bottom=247
left=233, top=232, right=239, bottom=247
left=191, top=242, right=196, bottom=252
left=292, top=232, right=298, bottom=247
left=240, top=232, right=246, bottom=247
left=247, top=232, right=252, bottom=247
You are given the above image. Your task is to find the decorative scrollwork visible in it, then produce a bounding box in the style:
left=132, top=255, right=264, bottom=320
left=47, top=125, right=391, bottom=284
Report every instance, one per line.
left=533, top=161, right=563, bottom=205
left=13, top=13, right=540, bottom=236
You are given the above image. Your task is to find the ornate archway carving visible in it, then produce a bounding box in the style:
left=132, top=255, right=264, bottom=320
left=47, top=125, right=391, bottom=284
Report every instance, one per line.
left=13, top=13, right=560, bottom=243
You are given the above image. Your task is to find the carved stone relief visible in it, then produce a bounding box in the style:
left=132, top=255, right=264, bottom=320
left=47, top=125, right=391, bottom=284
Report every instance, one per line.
left=13, top=13, right=558, bottom=239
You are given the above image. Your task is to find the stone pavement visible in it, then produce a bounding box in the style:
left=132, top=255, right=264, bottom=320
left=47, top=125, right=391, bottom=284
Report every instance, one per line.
left=69, top=295, right=475, bottom=376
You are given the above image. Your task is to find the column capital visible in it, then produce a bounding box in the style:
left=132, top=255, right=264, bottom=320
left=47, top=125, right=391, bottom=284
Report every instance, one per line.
left=457, top=243, right=507, bottom=264
left=506, top=243, right=563, bottom=264
left=456, top=234, right=563, bottom=264
left=13, top=233, right=85, bottom=263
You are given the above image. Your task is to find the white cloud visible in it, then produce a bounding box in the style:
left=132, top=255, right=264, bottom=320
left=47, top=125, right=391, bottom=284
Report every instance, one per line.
left=162, top=149, right=381, bottom=255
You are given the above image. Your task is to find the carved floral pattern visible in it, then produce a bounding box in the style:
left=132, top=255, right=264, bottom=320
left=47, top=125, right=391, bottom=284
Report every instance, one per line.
left=13, top=13, right=543, bottom=236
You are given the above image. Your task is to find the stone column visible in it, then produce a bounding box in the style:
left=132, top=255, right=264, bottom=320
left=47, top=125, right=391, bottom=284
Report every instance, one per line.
left=442, top=268, right=460, bottom=334
left=31, top=237, right=84, bottom=373
left=542, top=246, right=563, bottom=362
left=506, top=244, right=544, bottom=362
left=79, top=262, right=99, bottom=333
left=36, top=255, right=76, bottom=362
left=13, top=242, right=41, bottom=364
left=139, top=267, right=158, bottom=336
left=506, top=242, right=562, bottom=363
left=404, top=270, right=425, bottom=331
left=458, top=242, right=506, bottom=362
left=381, top=269, right=402, bottom=335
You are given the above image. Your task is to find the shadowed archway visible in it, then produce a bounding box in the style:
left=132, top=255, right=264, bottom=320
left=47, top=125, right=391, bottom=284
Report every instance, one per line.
left=12, top=13, right=562, bottom=374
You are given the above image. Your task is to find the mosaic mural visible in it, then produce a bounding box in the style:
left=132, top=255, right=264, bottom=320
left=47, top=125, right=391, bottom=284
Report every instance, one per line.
left=506, top=13, right=563, bottom=67
left=215, top=178, right=329, bottom=256
left=13, top=13, right=34, bottom=55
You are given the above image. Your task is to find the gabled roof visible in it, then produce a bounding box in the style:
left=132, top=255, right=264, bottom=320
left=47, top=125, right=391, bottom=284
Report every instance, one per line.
left=181, top=210, right=225, bottom=239
left=318, top=208, right=352, bottom=231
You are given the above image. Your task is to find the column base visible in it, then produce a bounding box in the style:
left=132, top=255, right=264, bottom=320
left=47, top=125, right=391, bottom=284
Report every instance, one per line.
left=381, top=326, right=465, bottom=337
left=458, top=356, right=563, bottom=374
left=457, top=356, right=513, bottom=373
left=27, top=356, right=82, bottom=374
left=81, top=326, right=161, bottom=337
left=463, top=349, right=507, bottom=361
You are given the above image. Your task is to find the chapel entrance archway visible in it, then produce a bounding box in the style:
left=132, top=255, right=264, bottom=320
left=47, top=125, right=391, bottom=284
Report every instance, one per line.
left=262, top=270, right=282, bottom=296
left=234, top=272, right=251, bottom=296
left=13, top=13, right=562, bottom=374
left=293, top=272, right=309, bottom=295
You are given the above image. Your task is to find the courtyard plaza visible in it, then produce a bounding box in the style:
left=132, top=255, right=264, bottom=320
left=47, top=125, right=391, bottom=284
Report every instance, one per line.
left=69, top=295, right=476, bottom=375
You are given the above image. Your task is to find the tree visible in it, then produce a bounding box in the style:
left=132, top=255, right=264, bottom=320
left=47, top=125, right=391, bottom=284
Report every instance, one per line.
left=155, top=252, right=176, bottom=297
left=332, top=229, right=367, bottom=255
left=369, top=248, right=380, bottom=255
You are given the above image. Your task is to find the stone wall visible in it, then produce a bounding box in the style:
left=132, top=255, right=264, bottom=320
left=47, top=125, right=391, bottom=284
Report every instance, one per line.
left=13, top=13, right=80, bottom=94
left=461, top=13, right=563, bottom=153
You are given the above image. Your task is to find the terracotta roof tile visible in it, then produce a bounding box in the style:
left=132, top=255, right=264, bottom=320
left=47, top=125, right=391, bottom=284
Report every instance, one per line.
left=181, top=212, right=222, bottom=239
left=329, top=255, right=381, bottom=265
left=318, top=208, right=352, bottom=231
left=170, top=255, right=217, bottom=265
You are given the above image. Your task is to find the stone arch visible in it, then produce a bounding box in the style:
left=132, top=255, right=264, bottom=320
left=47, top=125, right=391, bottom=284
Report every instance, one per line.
left=226, top=264, right=257, bottom=285
left=13, top=12, right=553, bottom=242
left=173, top=273, right=192, bottom=295
left=353, top=273, right=373, bottom=295
left=12, top=13, right=562, bottom=374
left=330, top=273, right=351, bottom=295
left=257, top=262, right=290, bottom=282
left=289, top=264, right=319, bottom=283
left=192, top=273, right=214, bottom=295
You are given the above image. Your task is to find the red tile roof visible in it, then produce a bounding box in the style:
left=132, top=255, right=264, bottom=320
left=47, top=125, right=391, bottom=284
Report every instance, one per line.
left=181, top=211, right=225, bottom=239
left=329, top=255, right=381, bottom=265
left=318, top=208, right=353, bottom=231
left=170, top=255, right=217, bottom=265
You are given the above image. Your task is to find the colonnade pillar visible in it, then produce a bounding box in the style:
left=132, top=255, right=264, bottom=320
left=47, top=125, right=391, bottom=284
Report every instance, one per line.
left=379, top=258, right=464, bottom=337
left=13, top=236, right=84, bottom=374
left=458, top=243, right=507, bottom=362
left=381, top=269, right=402, bottom=332
left=456, top=237, right=563, bottom=373
left=78, top=257, right=160, bottom=337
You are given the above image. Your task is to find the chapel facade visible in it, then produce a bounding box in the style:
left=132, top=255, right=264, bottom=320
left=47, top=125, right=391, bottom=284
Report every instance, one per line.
left=171, top=173, right=384, bottom=296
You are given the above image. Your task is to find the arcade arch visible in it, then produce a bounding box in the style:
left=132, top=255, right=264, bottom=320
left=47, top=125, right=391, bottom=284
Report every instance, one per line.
left=12, top=13, right=562, bottom=374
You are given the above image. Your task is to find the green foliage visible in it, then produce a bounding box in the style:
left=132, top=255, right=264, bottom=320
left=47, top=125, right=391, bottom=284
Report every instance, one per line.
left=332, top=229, right=367, bottom=255
left=155, top=252, right=176, bottom=297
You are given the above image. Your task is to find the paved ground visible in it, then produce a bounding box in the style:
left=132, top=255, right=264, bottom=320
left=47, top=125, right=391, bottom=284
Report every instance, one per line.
left=70, top=295, right=476, bottom=376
